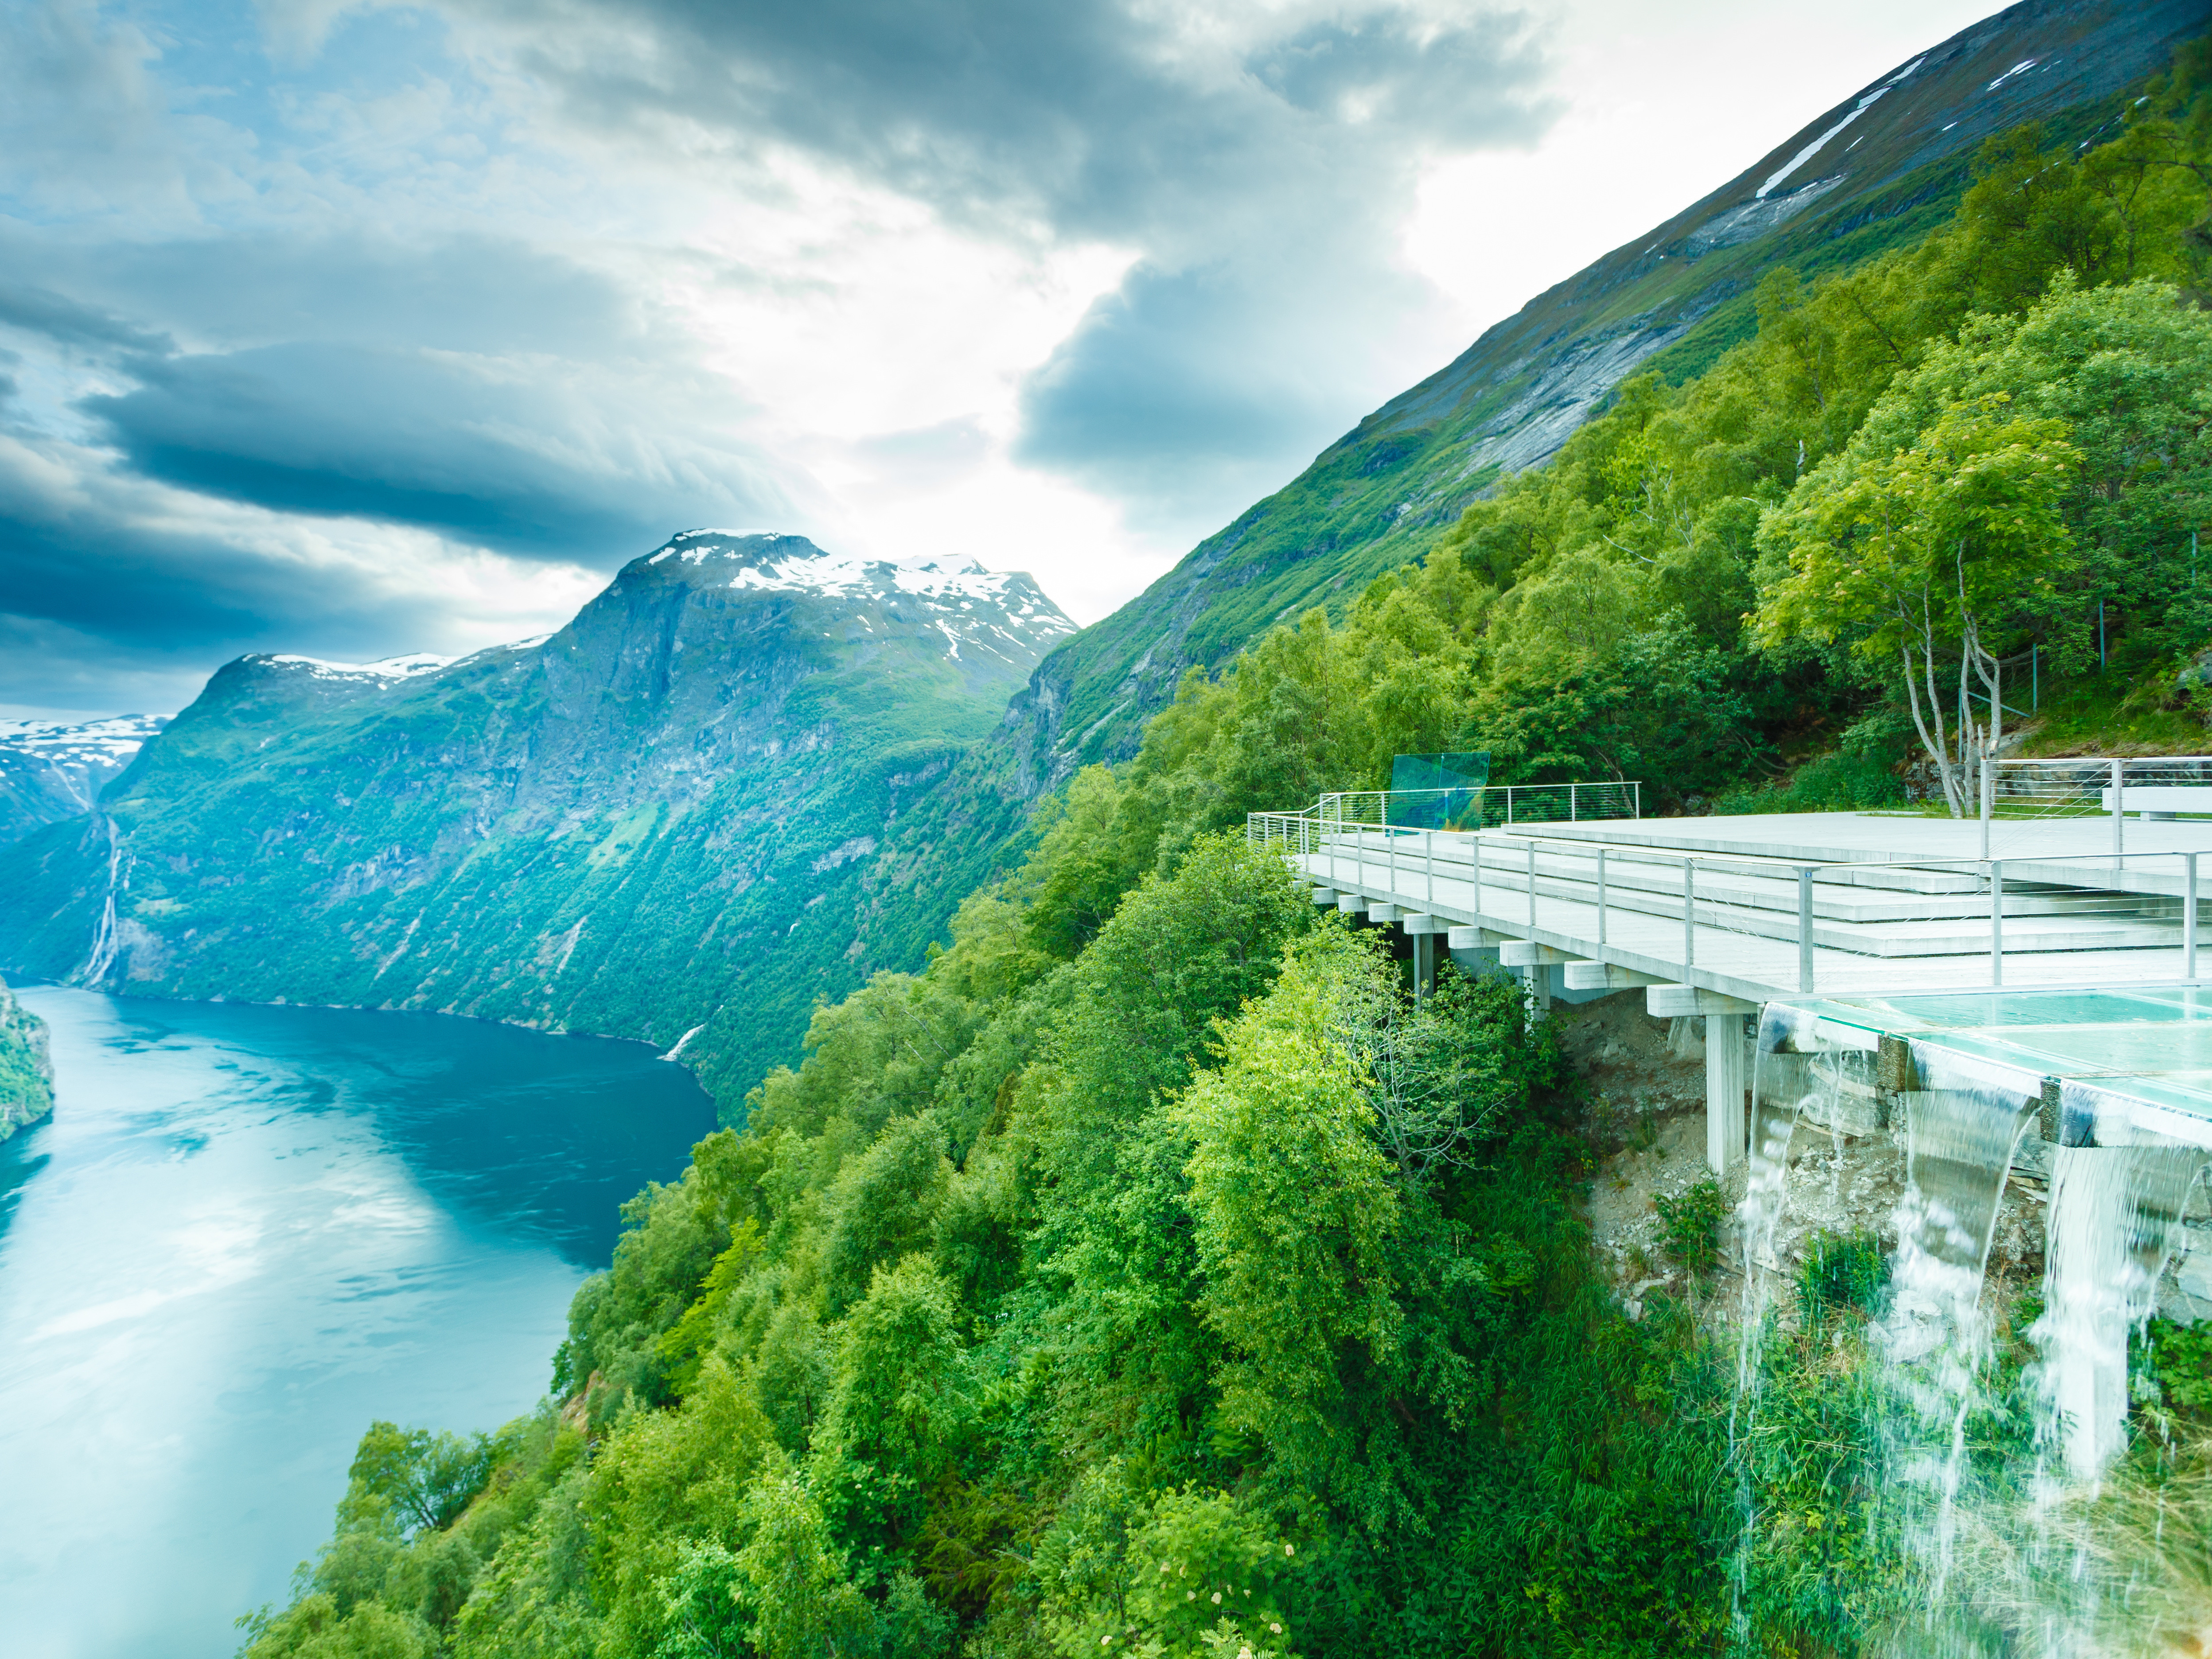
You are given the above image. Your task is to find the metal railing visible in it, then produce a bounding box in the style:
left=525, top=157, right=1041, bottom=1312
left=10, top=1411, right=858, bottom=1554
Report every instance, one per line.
left=1274, top=781, right=1641, bottom=834
left=1253, top=814, right=2212, bottom=999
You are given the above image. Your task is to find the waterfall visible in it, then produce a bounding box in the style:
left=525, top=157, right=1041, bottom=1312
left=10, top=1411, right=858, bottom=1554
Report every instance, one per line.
left=2034, top=1142, right=2208, bottom=1483
left=1727, top=1007, right=1880, bottom=1632
left=77, top=814, right=127, bottom=988
left=1873, top=1075, right=2038, bottom=1592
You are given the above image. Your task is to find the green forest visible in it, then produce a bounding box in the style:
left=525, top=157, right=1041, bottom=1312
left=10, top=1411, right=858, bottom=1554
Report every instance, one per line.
left=239, top=47, right=2212, bottom=1659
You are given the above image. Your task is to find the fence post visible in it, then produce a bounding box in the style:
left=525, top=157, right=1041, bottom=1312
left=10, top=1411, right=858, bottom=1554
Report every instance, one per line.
left=1798, top=867, right=1815, bottom=993
left=2188, top=851, right=2199, bottom=981
left=2113, top=757, right=2125, bottom=861
left=1597, top=847, right=1608, bottom=947
left=1990, top=861, right=2004, bottom=987
left=1683, top=859, right=1696, bottom=970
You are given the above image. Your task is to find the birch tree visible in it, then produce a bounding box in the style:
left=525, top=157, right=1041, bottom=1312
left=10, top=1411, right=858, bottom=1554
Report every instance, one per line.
left=1755, top=397, right=2079, bottom=816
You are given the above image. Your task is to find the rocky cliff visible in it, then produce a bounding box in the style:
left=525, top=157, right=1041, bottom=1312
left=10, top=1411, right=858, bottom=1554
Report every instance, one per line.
left=0, top=976, right=54, bottom=1143
left=0, top=533, right=1073, bottom=1107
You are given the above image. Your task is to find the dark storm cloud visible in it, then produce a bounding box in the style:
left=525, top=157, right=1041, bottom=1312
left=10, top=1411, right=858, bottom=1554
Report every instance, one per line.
left=466, top=0, right=1558, bottom=508
left=0, top=0, right=1557, bottom=711
left=0, top=284, right=173, bottom=354
left=481, top=0, right=1550, bottom=234
left=85, top=342, right=783, bottom=560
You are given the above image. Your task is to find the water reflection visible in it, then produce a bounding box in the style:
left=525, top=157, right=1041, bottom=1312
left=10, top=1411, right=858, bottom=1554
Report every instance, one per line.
left=0, top=989, right=716, bottom=1659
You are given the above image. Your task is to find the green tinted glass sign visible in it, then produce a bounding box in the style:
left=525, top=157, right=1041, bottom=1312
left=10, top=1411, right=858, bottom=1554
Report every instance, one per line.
left=1390, top=752, right=1489, bottom=829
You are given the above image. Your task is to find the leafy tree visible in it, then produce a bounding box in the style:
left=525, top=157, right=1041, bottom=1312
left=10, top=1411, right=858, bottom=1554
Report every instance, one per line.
left=1173, top=931, right=1402, bottom=1449
left=344, top=1422, right=495, bottom=1537
left=1756, top=396, right=2079, bottom=814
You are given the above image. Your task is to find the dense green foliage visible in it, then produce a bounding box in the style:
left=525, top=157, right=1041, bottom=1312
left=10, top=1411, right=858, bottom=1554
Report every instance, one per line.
left=247, top=43, right=2212, bottom=1659
left=0, top=973, right=53, bottom=1142
left=247, top=824, right=1749, bottom=1659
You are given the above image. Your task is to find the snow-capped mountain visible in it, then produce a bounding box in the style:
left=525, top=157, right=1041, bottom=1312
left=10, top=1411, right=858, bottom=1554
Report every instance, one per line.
left=0, top=715, right=167, bottom=846
left=0, top=532, right=1074, bottom=1102
left=636, top=530, right=1076, bottom=677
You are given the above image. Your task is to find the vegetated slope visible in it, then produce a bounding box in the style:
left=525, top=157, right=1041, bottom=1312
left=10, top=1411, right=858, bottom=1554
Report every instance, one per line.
left=0, top=975, right=53, bottom=1142
left=0, top=534, right=1073, bottom=1107
left=0, top=716, right=166, bottom=847
left=845, top=0, right=2210, bottom=940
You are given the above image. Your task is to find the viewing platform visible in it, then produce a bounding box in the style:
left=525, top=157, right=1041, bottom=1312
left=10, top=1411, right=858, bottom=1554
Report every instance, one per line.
left=1249, top=769, right=2212, bottom=1172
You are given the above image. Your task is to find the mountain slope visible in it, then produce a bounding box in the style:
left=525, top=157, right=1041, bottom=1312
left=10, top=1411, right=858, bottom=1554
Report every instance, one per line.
left=0, top=534, right=1073, bottom=1107
left=0, top=716, right=166, bottom=848
left=1013, top=0, right=2211, bottom=779
left=839, top=0, right=2211, bottom=938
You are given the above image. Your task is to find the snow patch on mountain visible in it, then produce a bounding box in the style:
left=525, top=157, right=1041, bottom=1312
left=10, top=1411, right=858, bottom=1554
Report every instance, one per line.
left=639, top=530, right=1078, bottom=663
left=0, top=714, right=167, bottom=765
left=266, top=652, right=458, bottom=682
left=1757, top=86, right=1888, bottom=197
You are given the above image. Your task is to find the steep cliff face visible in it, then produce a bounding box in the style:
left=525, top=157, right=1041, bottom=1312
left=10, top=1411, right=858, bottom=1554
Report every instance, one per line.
left=0, top=716, right=166, bottom=848
left=0, top=533, right=1073, bottom=1106
left=844, top=0, right=2210, bottom=929
left=0, top=976, right=54, bottom=1143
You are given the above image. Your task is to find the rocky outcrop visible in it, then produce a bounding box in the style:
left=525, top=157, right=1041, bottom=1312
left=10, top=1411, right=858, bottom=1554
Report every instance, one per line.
left=0, top=976, right=54, bottom=1142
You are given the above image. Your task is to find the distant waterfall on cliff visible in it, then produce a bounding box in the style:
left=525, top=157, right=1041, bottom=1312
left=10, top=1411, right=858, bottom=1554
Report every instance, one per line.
left=77, top=815, right=126, bottom=988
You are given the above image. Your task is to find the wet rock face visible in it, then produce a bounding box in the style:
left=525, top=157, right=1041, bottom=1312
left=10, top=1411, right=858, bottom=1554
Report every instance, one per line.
left=0, top=534, right=1075, bottom=1107
left=0, top=976, right=53, bottom=1142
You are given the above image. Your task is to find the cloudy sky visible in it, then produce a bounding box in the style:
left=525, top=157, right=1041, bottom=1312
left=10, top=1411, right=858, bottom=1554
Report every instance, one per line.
left=0, top=0, right=2001, bottom=719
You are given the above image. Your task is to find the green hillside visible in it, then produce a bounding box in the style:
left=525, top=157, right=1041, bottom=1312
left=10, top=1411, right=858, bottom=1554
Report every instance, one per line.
left=0, top=975, right=52, bottom=1143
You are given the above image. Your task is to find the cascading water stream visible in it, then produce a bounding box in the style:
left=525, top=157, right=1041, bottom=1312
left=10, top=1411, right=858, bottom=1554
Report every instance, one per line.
left=1874, top=1074, right=2039, bottom=1593
left=1727, top=1008, right=1877, bottom=1630
left=2034, top=1141, right=2208, bottom=1484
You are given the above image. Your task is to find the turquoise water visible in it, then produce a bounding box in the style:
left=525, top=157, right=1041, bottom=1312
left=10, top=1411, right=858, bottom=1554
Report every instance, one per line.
left=0, top=989, right=717, bottom=1659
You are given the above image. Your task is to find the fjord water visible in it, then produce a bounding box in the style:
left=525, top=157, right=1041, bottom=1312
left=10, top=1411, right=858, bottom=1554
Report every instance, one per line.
left=0, top=988, right=717, bottom=1659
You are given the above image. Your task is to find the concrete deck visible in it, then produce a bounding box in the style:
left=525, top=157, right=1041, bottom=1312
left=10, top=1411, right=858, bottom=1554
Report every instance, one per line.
left=1286, top=810, right=2212, bottom=1006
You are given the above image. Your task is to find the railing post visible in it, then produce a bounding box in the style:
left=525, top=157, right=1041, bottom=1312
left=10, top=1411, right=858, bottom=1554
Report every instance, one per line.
left=1683, top=858, right=1696, bottom=970
left=1797, top=866, right=1815, bottom=993
left=1570, top=783, right=1578, bottom=822
left=1527, top=839, right=1538, bottom=929
left=1634, top=782, right=1641, bottom=819
left=1472, top=832, right=1482, bottom=916
left=2188, top=851, right=2199, bottom=981
left=1597, top=847, right=1608, bottom=946
left=2113, top=756, right=2125, bottom=861
left=1990, top=860, right=2004, bottom=987
left=1426, top=831, right=1434, bottom=907
left=1507, top=787, right=1515, bottom=827
left=1980, top=754, right=1993, bottom=862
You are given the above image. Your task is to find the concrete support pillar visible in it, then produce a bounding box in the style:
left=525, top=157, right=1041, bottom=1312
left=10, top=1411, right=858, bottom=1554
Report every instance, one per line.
left=1706, top=1012, right=1747, bottom=1173
left=1647, top=985, right=1762, bottom=1176
left=1524, top=963, right=1552, bottom=1012
left=1413, top=932, right=1436, bottom=1001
